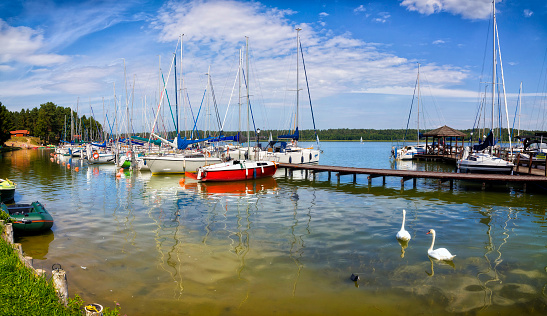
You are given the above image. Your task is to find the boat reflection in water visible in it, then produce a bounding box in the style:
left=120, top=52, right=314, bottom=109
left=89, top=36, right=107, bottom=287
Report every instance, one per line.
left=181, top=176, right=278, bottom=197
left=16, top=229, right=55, bottom=260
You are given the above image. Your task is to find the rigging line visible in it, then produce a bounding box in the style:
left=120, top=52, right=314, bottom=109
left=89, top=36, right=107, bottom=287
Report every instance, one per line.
left=299, top=41, right=318, bottom=141
left=161, top=72, right=177, bottom=133
left=531, top=46, right=547, bottom=131
left=241, top=68, right=257, bottom=133
left=403, top=72, right=419, bottom=143
left=221, top=58, right=241, bottom=131
left=208, top=74, right=223, bottom=133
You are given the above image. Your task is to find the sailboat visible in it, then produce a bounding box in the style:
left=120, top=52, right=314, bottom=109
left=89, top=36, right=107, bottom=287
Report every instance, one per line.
left=457, top=0, right=514, bottom=174
left=392, top=63, right=426, bottom=160
left=263, top=28, right=321, bottom=164
left=186, top=37, right=277, bottom=182
left=141, top=37, right=222, bottom=174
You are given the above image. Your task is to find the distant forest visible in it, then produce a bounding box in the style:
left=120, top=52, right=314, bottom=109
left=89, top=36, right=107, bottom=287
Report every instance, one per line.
left=0, top=101, right=542, bottom=146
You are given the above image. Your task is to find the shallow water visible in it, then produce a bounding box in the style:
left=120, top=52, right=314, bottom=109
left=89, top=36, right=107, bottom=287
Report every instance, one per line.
left=1, top=142, right=546, bottom=315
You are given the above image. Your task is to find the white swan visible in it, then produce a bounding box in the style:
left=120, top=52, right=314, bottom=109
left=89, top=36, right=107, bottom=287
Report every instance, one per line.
left=396, top=209, right=411, bottom=241
left=427, top=229, right=455, bottom=261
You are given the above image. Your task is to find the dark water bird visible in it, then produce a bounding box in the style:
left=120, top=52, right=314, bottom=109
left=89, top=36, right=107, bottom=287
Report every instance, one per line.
left=350, top=273, right=360, bottom=282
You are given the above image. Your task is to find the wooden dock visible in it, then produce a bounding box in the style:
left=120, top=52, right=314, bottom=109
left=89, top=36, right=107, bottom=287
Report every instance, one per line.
left=278, top=163, right=547, bottom=191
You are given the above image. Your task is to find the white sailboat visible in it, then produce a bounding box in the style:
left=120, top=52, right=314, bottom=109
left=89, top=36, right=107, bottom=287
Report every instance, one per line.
left=393, top=63, right=426, bottom=161
left=457, top=0, right=514, bottom=174
left=263, top=28, right=321, bottom=164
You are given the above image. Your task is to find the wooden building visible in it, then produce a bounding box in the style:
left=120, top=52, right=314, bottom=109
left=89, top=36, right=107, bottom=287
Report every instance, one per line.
left=10, top=130, right=29, bottom=137
left=422, top=125, right=466, bottom=157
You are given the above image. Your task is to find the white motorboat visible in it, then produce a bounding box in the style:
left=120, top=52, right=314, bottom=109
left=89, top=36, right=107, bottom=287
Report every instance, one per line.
left=457, top=148, right=514, bottom=174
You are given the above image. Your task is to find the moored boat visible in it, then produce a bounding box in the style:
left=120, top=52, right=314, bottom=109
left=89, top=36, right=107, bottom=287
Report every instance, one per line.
left=0, top=178, right=16, bottom=203
left=185, top=160, right=277, bottom=182
left=0, top=201, right=54, bottom=232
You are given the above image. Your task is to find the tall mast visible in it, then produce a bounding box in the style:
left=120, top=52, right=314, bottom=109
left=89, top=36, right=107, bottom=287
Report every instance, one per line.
left=491, top=0, right=496, bottom=153
left=174, top=50, right=179, bottom=136
left=417, top=62, right=420, bottom=145
left=180, top=34, right=186, bottom=138
left=296, top=28, right=301, bottom=139
left=246, top=36, right=251, bottom=158
left=518, top=81, right=522, bottom=136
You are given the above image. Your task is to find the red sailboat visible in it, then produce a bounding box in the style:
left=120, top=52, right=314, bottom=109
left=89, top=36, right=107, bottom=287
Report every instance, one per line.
left=185, top=160, right=277, bottom=182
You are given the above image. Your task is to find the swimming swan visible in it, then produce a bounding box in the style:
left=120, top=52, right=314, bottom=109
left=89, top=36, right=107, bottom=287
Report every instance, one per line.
left=396, top=209, right=411, bottom=241
left=426, top=229, right=455, bottom=261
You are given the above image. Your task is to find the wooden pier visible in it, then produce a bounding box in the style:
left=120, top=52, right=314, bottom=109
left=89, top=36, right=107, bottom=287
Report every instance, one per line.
left=278, top=163, right=547, bottom=191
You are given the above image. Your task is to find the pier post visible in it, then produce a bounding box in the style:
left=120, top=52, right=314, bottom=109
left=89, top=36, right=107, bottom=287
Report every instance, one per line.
left=382, top=176, right=386, bottom=186
left=528, top=156, right=533, bottom=174
left=4, top=223, right=13, bottom=244
left=305, top=170, right=308, bottom=179
left=328, top=171, right=331, bottom=181
left=367, top=176, right=372, bottom=185
left=413, top=178, right=416, bottom=188
left=336, top=173, right=340, bottom=183
left=52, top=266, right=69, bottom=306
left=353, top=174, right=357, bottom=183
left=450, top=180, right=453, bottom=190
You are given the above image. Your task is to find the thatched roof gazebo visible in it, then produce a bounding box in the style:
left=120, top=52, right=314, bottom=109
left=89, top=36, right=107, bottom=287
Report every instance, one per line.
left=422, top=125, right=466, bottom=156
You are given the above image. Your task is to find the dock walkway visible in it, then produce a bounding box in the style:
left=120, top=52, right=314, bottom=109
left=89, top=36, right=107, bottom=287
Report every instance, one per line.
left=278, top=163, right=547, bottom=191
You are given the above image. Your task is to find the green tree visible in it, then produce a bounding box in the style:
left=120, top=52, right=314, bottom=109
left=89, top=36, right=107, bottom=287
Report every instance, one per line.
left=35, top=102, right=59, bottom=144
left=0, top=102, right=13, bottom=145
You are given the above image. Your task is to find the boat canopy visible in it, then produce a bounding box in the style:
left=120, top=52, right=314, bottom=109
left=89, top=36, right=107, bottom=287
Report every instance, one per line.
left=208, top=133, right=240, bottom=143
left=176, top=135, right=217, bottom=150
left=473, top=131, right=495, bottom=151
left=278, top=127, right=299, bottom=141
left=131, top=136, right=163, bottom=146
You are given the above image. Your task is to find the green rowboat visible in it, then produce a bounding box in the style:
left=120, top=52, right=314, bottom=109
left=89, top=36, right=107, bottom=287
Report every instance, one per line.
left=1, top=201, right=54, bottom=232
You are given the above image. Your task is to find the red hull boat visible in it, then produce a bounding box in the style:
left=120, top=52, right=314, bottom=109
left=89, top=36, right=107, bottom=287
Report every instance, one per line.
left=185, top=160, right=277, bottom=182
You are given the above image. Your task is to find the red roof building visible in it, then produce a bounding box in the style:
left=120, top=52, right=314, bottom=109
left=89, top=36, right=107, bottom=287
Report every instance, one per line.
left=10, top=130, right=30, bottom=137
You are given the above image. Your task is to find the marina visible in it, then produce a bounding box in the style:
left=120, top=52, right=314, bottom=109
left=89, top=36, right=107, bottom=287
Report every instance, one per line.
left=1, top=142, right=546, bottom=315
left=1, top=0, right=546, bottom=314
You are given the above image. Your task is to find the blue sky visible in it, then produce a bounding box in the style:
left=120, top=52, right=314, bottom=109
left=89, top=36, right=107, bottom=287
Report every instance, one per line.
left=0, top=0, right=546, bottom=134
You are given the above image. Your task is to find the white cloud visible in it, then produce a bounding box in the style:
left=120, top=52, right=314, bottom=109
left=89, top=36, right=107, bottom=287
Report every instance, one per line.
left=354, top=5, right=366, bottom=13
left=150, top=0, right=469, bottom=106
left=400, top=0, right=494, bottom=20
left=0, top=19, right=68, bottom=66
left=432, top=39, right=445, bottom=45
left=523, top=9, right=533, bottom=18
left=319, top=12, right=329, bottom=17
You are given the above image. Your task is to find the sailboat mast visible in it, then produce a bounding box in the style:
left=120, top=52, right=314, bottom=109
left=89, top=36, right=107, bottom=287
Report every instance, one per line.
left=518, top=81, right=522, bottom=136
left=492, top=0, right=496, bottom=150
left=174, top=51, right=179, bottom=136
left=417, top=62, right=420, bottom=145
left=296, top=28, right=301, bottom=140
left=246, top=36, right=251, bottom=158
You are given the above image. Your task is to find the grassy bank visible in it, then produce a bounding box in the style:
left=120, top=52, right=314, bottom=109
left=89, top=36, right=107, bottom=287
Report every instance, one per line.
left=0, top=223, right=120, bottom=316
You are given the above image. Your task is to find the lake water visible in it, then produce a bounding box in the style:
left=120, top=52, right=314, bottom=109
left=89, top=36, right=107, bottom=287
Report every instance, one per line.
left=1, top=142, right=546, bottom=315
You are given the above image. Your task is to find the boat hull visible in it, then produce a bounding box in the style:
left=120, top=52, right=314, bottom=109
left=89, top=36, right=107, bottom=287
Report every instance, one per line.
left=145, top=156, right=222, bottom=174
left=0, top=179, right=15, bottom=203
left=186, top=160, right=277, bottom=182
left=1, top=201, right=54, bottom=233
left=457, top=153, right=514, bottom=174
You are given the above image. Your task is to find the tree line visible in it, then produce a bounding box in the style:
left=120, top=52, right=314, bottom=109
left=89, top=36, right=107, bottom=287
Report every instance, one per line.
left=0, top=101, right=103, bottom=146
left=0, top=101, right=541, bottom=146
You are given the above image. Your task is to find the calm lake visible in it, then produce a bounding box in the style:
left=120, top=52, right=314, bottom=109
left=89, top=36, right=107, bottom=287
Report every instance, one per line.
left=1, top=142, right=546, bottom=315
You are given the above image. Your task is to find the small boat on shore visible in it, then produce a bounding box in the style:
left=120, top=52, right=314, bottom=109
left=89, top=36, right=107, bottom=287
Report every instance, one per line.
left=0, top=178, right=16, bottom=202
left=0, top=201, right=54, bottom=233
left=185, top=160, right=277, bottom=182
